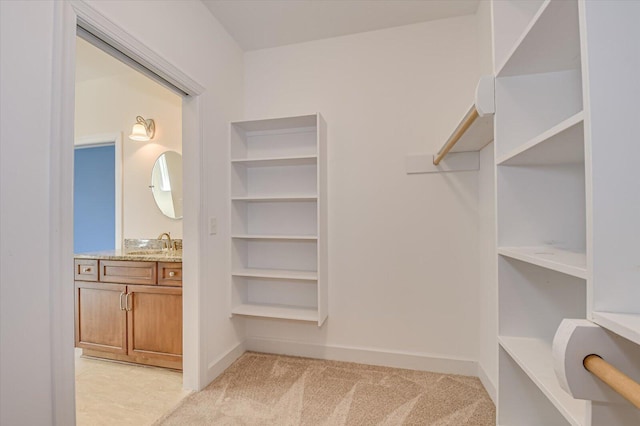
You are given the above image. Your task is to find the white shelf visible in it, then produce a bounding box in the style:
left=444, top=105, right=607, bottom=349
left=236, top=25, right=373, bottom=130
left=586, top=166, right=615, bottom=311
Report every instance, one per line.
left=592, top=312, right=640, bottom=347
left=231, top=155, right=317, bottom=167
left=497, top=0, right=581, bottom=77
left=499, top=336, right=587, bottom=426
left=498, top=246, right=587, bottom=279
left=231, top=234, right=317, bottom=241
left=231, top=195, right=317, bottom=202
left=497, top=112, right=584, bottom=166
left=231, top=114, right=317, bottom=132
left=232, top=268, right=318, bottom=281
left=447, top=105, right=494, bottom=154
left=231, top=303, right=318, bottom=322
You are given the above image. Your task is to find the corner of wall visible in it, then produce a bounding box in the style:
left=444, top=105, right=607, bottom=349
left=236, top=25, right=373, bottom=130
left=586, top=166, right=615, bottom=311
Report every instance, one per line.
left=477, top=361, right=497, bottom=404
left=475, top=0, right=494, bottom=76
left=205, top=340, right=247, bottom=386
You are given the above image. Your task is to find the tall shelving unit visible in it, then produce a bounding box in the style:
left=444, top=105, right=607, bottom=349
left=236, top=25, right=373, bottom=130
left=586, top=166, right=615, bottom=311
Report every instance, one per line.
left=494, top=0, right=640, bottom=424
left=229, top=114, right=327, bottom=326
left=494, top=0, right=588, bottom=424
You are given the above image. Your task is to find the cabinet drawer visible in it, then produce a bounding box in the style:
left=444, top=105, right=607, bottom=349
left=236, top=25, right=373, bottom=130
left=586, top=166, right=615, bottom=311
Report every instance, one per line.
left=99, top=260, right=157, bottom=285
left=158, top=262, right=182, bottom=287
left=75, top=259, right=98, bottom=281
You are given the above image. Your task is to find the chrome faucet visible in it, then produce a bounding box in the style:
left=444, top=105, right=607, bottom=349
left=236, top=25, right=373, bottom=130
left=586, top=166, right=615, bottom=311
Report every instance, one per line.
left=157, top=232, right=173, bottom=251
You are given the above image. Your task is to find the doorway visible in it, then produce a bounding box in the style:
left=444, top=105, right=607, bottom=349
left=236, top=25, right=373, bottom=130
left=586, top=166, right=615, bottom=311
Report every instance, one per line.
left=74, top=34, right=187, bottom=425
left=48, top=4, right=206, bottom=423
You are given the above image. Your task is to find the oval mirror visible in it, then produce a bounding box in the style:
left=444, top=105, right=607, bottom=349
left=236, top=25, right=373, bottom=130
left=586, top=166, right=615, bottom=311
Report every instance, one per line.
left=150, top=151, right=183, bottom=219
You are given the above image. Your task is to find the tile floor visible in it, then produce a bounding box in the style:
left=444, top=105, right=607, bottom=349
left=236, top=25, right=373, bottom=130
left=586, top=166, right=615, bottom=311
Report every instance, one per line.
left=75, top=349, right=189, bottom=425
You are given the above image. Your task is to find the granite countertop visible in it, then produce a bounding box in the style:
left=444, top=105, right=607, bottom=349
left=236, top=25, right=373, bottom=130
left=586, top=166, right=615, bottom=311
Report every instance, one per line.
left=74, top=249, right=182, bottom=263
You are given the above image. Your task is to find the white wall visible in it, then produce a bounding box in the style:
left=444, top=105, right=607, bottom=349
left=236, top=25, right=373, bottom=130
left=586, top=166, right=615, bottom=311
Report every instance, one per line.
left=476, top=0, right=498, bottom=401
left=75, top=57, right=184, bottom=241
left=243, top=16, right=483, bottom=370
left=1, top=2, right=56, bottom=424
left=0, top=0, right=244, bottom=423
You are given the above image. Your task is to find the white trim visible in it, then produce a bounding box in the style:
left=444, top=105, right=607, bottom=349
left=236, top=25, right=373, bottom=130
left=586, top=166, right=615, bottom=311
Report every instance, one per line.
left=74, top=132, right=123, bottom=249
left=51, top=1, right=208, bottom=422
left=69, top=1, right=205, bottom=96
left=181, top=94, right=205, bottom=390
left=477, top=363, right=497, bottom=404
left=50, top=2, right=79, bottom=424
left=205, top=341, right=247, bottom=384
left=245, top=337, right=478, bottom=377
left=75, top=132, right=120, bottom=147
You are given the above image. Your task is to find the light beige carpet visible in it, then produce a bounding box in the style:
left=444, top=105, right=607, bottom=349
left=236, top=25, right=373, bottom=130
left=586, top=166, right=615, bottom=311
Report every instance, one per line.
left=155, top=352, right=495, bottom=425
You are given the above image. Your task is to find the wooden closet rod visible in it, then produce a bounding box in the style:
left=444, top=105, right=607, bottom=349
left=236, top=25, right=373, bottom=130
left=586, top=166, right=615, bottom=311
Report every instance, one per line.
left=584, top=354, right=640, bottom=409
left=433, top=106, right=479, bottom=165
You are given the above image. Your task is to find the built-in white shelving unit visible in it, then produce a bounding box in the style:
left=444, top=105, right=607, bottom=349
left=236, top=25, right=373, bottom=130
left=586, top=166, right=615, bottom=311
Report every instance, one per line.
left=229, top=114, right=327, bottom=326
left=494, top=0, right=640, bottom=424
left=495, top=0, right=587, bottom=424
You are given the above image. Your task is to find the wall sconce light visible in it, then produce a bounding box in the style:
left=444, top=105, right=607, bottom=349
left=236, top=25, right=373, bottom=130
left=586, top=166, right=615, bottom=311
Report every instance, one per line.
left=129, top=116, right=155, bottom=141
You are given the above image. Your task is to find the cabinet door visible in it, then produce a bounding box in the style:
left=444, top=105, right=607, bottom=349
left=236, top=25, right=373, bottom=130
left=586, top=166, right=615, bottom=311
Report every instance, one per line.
left=127, top=286, right=182, bottom=366
left=75, top=281, right=127, bottom=354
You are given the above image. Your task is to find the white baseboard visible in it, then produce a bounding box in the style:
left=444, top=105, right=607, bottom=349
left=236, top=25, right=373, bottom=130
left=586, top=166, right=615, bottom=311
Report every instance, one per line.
left=477, top=363, right=497, bottom=404
left=202, top=338, right=497, bottom=404
left=205, top=340, right=246, bottom=385
left=245, top=336, right=478, bottom=377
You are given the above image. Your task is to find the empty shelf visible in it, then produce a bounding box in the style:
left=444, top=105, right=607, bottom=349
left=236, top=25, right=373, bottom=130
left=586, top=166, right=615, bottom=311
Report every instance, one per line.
left=449, top=108, right=494, bottom=154
left=232, top=268, right=318, bottom=281
left=232, top=234, right=317, bottom=241
left=434, top=104, right=494, bottom=165
left=231, top=195, right=317, bottom=202
left=498, top=246, right=587, bottom=279
left=592, top=312, right=640, bottom=347
left=497, top=112, right=584, bottom=166
left=231, top=303, right=318, bottom=322
left=497, top=0, right=581, bottom=77
left=231, top=155, right=317, bottom=167
left=499, top=336, right=587, bottom=426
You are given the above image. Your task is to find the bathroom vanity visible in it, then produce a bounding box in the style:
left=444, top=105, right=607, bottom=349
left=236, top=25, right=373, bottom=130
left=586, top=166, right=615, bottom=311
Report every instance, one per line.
left=74, top=250, right=182, bottom=370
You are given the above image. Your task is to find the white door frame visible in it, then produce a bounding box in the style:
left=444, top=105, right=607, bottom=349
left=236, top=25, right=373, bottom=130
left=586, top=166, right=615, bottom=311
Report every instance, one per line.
left=75, top=133, right=123, bottom=250
left=51, top=1, right=207, bottom=424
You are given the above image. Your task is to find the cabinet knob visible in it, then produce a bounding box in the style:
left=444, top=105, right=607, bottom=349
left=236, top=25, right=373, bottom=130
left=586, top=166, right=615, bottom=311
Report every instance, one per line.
left=168, top=271, right=176, bottom=277
left=82, top=267, right=92, bottom=273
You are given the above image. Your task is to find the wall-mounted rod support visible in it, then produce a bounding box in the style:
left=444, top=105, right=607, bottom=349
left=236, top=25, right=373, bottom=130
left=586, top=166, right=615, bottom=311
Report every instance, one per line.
left=584, top=354, right=640, bottom=409
left=433, top=106, right=479, bottom=165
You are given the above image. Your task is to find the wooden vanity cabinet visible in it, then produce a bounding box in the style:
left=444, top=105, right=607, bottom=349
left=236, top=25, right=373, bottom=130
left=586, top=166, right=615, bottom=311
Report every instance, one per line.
left=127, top=285, right=182, bottom=365
left=75, top=281, right=127, bottom=354
left=74, top=259, right=182, bottom=370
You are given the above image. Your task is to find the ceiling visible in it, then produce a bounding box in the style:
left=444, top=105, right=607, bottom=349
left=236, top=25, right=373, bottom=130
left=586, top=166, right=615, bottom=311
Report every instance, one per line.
left=203, top=0, right=480, bottom=51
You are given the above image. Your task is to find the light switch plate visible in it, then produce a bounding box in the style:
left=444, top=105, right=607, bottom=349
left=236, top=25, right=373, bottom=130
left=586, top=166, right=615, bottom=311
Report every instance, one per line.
left=209, top=217, right=217, bottom=235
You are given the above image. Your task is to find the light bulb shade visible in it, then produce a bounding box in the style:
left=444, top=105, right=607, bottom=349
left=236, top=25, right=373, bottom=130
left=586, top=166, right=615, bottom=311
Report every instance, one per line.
left=129, top=123, right=149, bottom=141
left=129, top=116, right=155, bottom=141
